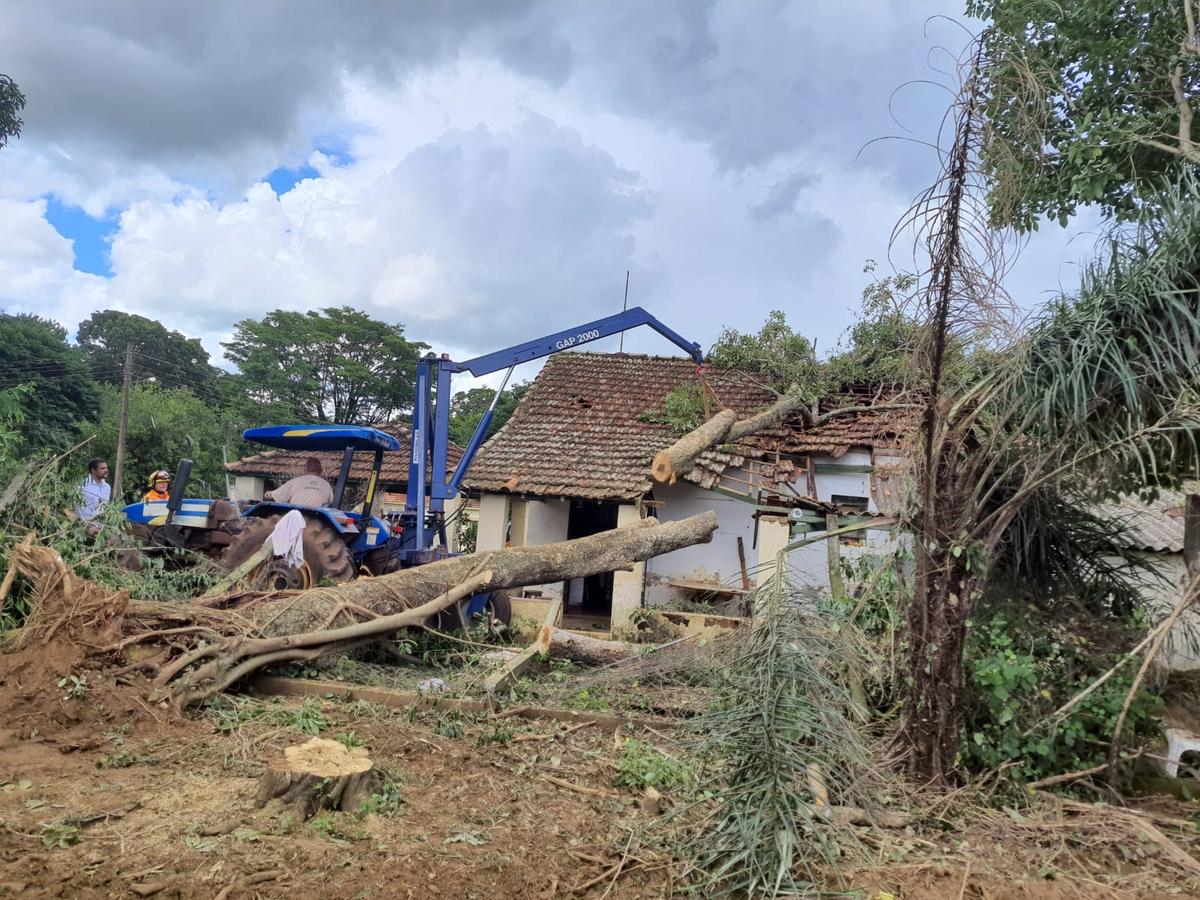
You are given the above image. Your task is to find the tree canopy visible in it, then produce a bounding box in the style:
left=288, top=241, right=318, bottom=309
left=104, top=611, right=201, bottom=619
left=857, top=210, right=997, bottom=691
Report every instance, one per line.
left=973, top=0, right=1200, bottom=229
left=0, top=314, right=99, bottom=454
left=447, top=383, right=530, bottom=447
left=707, top=310, right=818, bottom=392
left=77, top=309, right=217, bottom=392
left=91, top=383, right=233, bottom=503
left=222, top=306, right=428, bottom=424
left=0, top=74, right=24, bottom=150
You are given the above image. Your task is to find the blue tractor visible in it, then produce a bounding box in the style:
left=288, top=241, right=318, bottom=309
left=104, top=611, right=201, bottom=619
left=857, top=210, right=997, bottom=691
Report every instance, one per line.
left=124, top=306, right=704, bottom=626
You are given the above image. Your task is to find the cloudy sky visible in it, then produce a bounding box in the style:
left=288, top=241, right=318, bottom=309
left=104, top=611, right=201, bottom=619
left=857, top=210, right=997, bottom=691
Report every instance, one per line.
left=0, top=1, right=1099, bottom=379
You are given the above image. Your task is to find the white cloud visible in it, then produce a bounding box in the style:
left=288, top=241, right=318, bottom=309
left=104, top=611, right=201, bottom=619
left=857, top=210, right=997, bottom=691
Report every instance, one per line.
left=0, top=199, right=112, bottom=325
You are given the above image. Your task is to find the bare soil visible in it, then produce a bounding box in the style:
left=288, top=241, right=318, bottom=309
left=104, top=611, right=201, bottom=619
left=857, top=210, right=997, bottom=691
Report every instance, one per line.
left=1, top=642, right=1198, bottom=898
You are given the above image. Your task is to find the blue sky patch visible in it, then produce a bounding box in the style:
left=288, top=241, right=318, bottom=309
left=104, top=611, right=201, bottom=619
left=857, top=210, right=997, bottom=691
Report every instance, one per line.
left=265, top=163, right=321, bottom=196
left=42, top=197, right=119, bottom=277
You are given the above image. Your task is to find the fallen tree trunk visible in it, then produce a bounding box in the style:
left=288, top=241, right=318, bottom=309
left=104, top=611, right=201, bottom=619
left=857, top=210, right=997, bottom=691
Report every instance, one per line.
left=223, top=510, right=719, bottom=638
left=5, top=511, right=719, bottom=709
left=650, top=391, right=913, bottom=483
left=535, top=626, right=636, bottom=666
left=651, top=409, right=737, bottom=484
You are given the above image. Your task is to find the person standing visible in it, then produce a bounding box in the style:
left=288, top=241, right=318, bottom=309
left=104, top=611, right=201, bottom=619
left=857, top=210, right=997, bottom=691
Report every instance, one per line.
left=77, top=457, right=111, bottom=532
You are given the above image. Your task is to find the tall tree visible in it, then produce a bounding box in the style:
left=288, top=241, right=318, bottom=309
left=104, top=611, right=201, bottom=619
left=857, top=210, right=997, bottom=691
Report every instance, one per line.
left=707, top=310, right=819, bottom=392
left=447, top=383, right=529, bottom=446
left=0, top=74, right=24, bottom=150
left=0, top=314, right=99, bottom=454
left=76, top=310, right=217, bottom=393
left=222, top=307, right=428, bottom=424
left=92, top=383, right=236, bottom=504
left=972, top=0, right=1200, bottom=229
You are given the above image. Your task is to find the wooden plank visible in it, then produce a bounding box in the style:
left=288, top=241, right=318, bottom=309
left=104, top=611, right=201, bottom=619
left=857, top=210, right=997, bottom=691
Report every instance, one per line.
left=826, top=514, right=846, bottom=599
left=483, top=597, right=562, bottom=698
left=736, top=536, right=750, bottom=591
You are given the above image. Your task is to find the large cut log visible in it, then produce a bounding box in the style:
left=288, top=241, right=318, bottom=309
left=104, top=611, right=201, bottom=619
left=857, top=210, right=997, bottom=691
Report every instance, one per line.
left=255, top=738, right=384, bottom=819
left=236, top=511, right=719, bottom=638
left=163, top=511, right=717, bottom=705
left=535, top=626, right=636, bottom=666
left=650, top=409, right=736, bottom=484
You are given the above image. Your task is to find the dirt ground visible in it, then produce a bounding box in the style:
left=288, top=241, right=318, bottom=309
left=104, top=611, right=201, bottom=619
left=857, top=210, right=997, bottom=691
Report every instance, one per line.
left=1, top=642, right=1199, bottom=899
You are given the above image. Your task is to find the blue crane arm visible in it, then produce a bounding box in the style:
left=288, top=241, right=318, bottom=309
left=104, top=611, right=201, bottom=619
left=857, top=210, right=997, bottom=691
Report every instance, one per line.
left=401, top=306, right=704, bottom=559
left=452, top=306, right=704, bottom=377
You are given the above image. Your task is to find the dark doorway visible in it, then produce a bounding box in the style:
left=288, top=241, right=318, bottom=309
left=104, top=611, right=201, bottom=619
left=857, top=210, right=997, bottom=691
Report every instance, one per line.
left=565, top=500, right=618, bottom=620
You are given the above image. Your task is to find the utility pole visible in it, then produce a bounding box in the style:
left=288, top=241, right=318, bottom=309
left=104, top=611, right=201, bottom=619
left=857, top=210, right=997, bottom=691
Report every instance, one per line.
left=112, top=343, right=133, bottom=501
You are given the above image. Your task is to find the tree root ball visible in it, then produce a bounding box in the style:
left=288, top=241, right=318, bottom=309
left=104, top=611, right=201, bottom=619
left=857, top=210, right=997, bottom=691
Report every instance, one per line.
left=254, top=738, right=385, bottom=819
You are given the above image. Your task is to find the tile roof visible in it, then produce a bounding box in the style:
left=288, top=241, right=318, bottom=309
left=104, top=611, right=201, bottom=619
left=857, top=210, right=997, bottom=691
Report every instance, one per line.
left=226, top=424, right=464, bottom=486
left=464, top=352, right=914, bottom=501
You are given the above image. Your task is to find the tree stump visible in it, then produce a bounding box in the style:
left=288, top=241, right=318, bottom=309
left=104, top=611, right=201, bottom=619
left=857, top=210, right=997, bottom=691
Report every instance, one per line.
left=254, top=738, right=383, bottom=819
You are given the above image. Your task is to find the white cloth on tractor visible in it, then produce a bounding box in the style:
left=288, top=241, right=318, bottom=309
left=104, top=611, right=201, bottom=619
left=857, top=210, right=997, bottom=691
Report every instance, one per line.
left=271, top=509, right=307, bottom=569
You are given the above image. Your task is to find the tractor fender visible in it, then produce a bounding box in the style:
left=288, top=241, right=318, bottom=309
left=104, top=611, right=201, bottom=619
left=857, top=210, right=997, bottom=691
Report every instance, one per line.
left=243, top=502, right=360, bottom=535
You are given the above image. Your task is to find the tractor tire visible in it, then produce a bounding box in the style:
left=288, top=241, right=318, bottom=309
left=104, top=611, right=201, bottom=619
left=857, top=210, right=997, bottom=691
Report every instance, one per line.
left=221, top=514, right=356, bottom=590
left=431, top=588, right=514, bottom=634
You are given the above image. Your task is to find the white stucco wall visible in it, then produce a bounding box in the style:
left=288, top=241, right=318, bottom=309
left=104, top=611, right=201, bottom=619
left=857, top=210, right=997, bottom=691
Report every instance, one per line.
left=520, top=499, right=571, bottom=601
left=476, top=492, right=509, bottom=552
left=231, top=475, right=265, bottom=501
left=644, top=476, right=758, bottom=607
left=612, top=503, right=647, bottom=627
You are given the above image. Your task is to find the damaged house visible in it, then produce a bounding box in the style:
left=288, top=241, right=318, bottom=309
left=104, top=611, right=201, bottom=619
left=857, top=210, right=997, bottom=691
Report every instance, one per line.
left=464, top=352, right=913, bottom=630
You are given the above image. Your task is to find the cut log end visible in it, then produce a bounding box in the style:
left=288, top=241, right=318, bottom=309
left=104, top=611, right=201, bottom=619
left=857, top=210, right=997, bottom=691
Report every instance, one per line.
left=255, top=738, right=383, bottom=819
left=650, top=452, right=677, bottom=484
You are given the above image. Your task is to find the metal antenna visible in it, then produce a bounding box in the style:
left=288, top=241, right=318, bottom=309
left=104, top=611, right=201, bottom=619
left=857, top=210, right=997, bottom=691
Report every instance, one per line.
left=618, top=269, right=630, bottom=353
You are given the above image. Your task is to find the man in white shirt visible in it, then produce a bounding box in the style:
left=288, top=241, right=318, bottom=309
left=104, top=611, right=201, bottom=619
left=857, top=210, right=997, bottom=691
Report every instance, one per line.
left=77, top=457, right=112, bottom=533
left=265, top=457, right=334, bottom=508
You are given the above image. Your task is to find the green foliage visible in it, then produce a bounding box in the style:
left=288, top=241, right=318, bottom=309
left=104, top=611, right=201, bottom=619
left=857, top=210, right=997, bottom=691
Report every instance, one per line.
left=1006, top=173, right=1200, bottom=500
left=355, top=779, right=403, bottom=818
left=708, top=310, right=818, bottom=392
left=678, top=581, right=874, bottom=895
left=0, top=384, right=32, bottom=476
left=57, top=674, right=89, bottom=700
left=336, top=730, right=364, bottom=749
left=475, top=722, right=513, bottom=746
left=972, top=0, right=1197, bottom=228
left=40, top=820, right=80, bottom=849
left=0, top=73, right=24, bottom=150
left=204, top=696, right=328, bottom=735
left=76, top=310, right=217, bottom=393
left=824, top=261, right=919, bottom=388
left=447, top=382, right=529, bottom=446
left=91, top=383, right=235, bottom=503
left=222, top=306, right=427, bottom=424
left=0, top=314, right=100, bottom=454
left=962, top=607, right=1162, bottom=782
left=0, top=460, right=221, bottom=619
left=613, top=739, right=691, bottom=791
left=434, top=714, right=464, bottom=739
left=638, top=382, right=706, bottom=434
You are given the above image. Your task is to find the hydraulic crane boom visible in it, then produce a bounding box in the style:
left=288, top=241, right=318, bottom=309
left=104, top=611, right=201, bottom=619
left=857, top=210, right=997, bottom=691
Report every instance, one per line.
left=400, top=306, right=704, bottom=560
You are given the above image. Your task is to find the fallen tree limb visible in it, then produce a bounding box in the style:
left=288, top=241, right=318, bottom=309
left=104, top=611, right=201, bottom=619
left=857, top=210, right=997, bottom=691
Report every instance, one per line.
left=535, top=626, right=637, bottom=666
left=7, top=512, right=718, bottom=709
left=483, top=597, right=562, bottom=699
left=650, top=391, right=915, bottom=483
